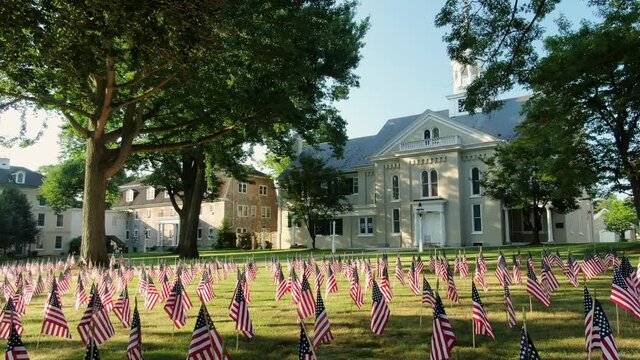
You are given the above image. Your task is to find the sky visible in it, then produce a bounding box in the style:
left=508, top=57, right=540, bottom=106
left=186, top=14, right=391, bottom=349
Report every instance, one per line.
left=0, top=1, right=595, bottom=171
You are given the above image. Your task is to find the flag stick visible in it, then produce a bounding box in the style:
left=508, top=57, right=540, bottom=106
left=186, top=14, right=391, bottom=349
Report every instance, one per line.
left=472, top=316, right=476, bottom=348
left=615, top=304, right=620, bottom=336
left=529, top=295, right=533, bottom=314
left=419, top=304, right=423, bottom=326
left=236, top=330, right=239, bottom=351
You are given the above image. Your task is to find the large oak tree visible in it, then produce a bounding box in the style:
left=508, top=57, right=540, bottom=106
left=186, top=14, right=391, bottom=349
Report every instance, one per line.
left=0, top=1, right=367, bottom=263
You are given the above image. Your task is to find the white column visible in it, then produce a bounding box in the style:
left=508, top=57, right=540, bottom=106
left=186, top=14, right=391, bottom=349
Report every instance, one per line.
left=440, top=210, right=446, bottom=247
left=546, top=205, right=554, bottom=243
left=331, top=220, right=336, bottom=254
left=503, top=208, right=511, bottom=244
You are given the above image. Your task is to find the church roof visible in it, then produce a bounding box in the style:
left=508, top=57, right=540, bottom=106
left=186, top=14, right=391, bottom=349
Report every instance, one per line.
left=300, top=95, right=530, bottom=173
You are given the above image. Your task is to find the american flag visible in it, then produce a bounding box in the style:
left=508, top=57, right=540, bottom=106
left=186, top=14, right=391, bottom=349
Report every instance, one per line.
left=583, top=250, right=605, bottom=279
left=314, top=263, right=324, bottom=290
left=446, top=266, right=460, bottom=303
left=290, top=267, right=301, bottom=305
left=40, top=279, right=70, bottom=339
left=325, top=266, right=338, bottom=298
left=474, top=258, right=489, bottom=292
left=365, top=260, right=374, bottom=291
left=495, top=252, right=511, bottom=287
left=540, top=260, right=560, bottom=294
left=519, top=326, right=541, bottom=360
left=160, top=273, right=171, bottom=302
left=512, top=255, right=523, bottom=285
left=370, top=280, right=390, bottom=336
left=275, top=266, right=291, bottom=301
left=590, top=299, right=620, bottom=360
left=229, top=279, right=254, bottom=339
left=34, top=274, right=44, bottom=296
left=430, top=293, right=456, bottom=360
left=610, top=266, right=640, bottom=319
left=298, top=274, right=316, bottom=319
left=83, top=339, right=100, bottom=360
left=3, top=277, right=15, bottom=301
left=408, top=261, right=421, bottom=295
left=313, top=289, right=334, bottom=349
left=163, top=278, right=193, bottom=329
left=138, top=270, right=148, bottom=298
left=428, top=255, right=435, bottom=273
left=620, top=256, right=639, bottom=295
left=0, top=298, right=23, bottom=339
left=114, top=286, right=131, bottom=328
left=5, top=322, right=29, bottom=360
left=127, top=301, right=143, bottom=360
left=99, top=275, right=114, bottom=313
left=349, top=267, right=364, bottom=309
left=395, top=256, right=405, bottom=286
left=422, top=276, right=435, bottom=307
left=564, top=252, right=580, bottom=287
left=298, top=323, right=317, bottom=360
left=527, top=253, right=535, bottom=274
left=472, top=282, right=495, bottom=339
left=477, top=252, right=488, bottom=275
left=584, top=287, right=596, bottom=353
left=196, top=270, right=215, bottom=303
left=460, top=255, right=470, bottom=278
left=144, top=275, right=160, bottom=310
left=605, top=250, right=616, bottom=269
left=188, top=304, right=219, bottom=360
left=75, top=276, right=89, bottom=311
left=416, top=255, right=424, bottom=276
left=504, top=283, right=517, bottom=328
left=526, top=262, right=549, bottom=307
left=78, top=286, right=115, bottom=346
left=379, top=266, right=393, bottom=303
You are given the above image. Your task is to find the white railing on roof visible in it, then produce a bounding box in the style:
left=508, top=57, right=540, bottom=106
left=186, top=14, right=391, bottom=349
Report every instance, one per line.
left=399, top=135, right=461, bottom=152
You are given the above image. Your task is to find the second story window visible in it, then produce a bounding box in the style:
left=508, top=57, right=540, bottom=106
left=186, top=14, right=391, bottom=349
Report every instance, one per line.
left=423, top=129, right=431, bottom=140
left=259, top=185, right=267, bottom=196
left=261, top=206, right=271, bottom=218
left=421, top=170, right=439, bottom=198
left=237, top=205, right=249, bottom=217
left=391, top=175, right=399, bottom=200
left=471, top=167, right=481, bottom=196
left=346, top=177, right=358, bottom=195
left=238, top=182, right=247, bottom=193
left=56, top=214, right=64, bottom=227
left=37, top=213, right=45, bottom=227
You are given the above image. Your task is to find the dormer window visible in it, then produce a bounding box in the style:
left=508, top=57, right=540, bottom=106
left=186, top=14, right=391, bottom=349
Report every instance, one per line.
left=125, top=189, right=134, bottom=202
left=432, top=128, right=440, bottom=138
left=14, top=171, right=25, bottom=184
left=423, top=129, right=431, bottom=140
left=146, top=187, right=155, bottom=200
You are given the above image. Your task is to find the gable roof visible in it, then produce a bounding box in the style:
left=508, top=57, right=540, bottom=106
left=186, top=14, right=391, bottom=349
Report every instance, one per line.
left=0, top=166, right=44, bottom=188
left=301, top=95, right=529, bottom=172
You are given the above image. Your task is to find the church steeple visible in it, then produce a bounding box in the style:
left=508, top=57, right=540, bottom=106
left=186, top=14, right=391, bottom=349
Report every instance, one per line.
left=447, top=58, right=481, bottom=117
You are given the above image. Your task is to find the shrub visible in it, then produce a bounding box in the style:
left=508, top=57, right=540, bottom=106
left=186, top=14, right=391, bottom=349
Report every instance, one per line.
left=149, top=245, right=158, bottom=251
left=216, top=232, right=237, bottom=249
left=264, top=241, right=273, bottom=250
left=238, top=232, right=253, bottom=250
left=68, top=236, right=81, bottom=255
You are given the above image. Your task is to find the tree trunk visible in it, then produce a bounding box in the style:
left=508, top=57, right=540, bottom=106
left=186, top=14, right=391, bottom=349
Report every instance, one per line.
left=628, top=174, right=640, bottom=221
left=175, top=151, right=206, bottom=259
left=81, top=139, right=109, bottom=265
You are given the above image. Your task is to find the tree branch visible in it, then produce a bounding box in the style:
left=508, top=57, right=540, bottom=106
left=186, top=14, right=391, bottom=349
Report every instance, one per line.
left=131, top=127, right=236, bottom=153
left=95, top=55, right=117, bottom=138
left=3, top=93, right=94, bottom=120
left=111, top=73, right=178, bottom=111
left=61, top=111, right=92, bottom=138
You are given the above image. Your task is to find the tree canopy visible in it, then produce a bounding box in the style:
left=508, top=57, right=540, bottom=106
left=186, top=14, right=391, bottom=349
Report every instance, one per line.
left=279, top=154, right=352, bottom=249
left=601, top=197, right=637, bottom=241
left=0, top=186, right=39, bottom=254
left=0, top=0, right=367, bottom=263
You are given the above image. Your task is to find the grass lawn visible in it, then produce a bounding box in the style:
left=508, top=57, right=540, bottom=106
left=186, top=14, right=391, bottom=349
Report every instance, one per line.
left=13, top=241, right=640, bottom=359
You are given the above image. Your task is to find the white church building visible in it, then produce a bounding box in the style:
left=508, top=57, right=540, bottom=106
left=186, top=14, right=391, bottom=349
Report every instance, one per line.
left=276, top=60, right=594, bottom=250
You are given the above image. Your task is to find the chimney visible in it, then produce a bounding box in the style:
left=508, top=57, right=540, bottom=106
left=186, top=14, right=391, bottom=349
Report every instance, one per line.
left=0, top=158, right=9, bottom=170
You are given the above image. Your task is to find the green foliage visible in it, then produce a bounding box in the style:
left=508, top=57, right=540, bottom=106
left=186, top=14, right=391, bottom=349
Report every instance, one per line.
left=39, top=157, right=131, bottom=212
left=482, top=126, right=596, bottom=241
left=603, top=198, right=637, bottom=241
left=238, top=233, right=253, bottom=250
left=68, top=236, right=81, bottom=255
left=0, top=186, right=39, bottom=252
left=261, top=152, right=292, bottom=179
left=279, top=154, right=352, bottom=249
left=215, top=217, right=236, bottom=249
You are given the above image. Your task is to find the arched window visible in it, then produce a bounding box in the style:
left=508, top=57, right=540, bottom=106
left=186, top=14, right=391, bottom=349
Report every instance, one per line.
left=432, top=127, right=440, bottom=138
left=430, top=170, right=438, bottom=197
left=421, top=171, right=429, bottom=197
left=392, top=175, right=399, bottom=200
left=423, top=129, right=431, bottom=140
left=471, top=167, right=481, bottom=196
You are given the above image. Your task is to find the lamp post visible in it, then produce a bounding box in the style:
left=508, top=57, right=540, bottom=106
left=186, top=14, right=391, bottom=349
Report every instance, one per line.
left=416, top=202, right=425, bottom=253
left=331, top=220, right=336, bottom=254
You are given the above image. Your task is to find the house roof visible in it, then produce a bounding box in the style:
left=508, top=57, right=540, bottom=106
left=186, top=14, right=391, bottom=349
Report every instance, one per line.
left=0, top=166, right=44, bottom=188
left=300, top=95, right=529, bottom=173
